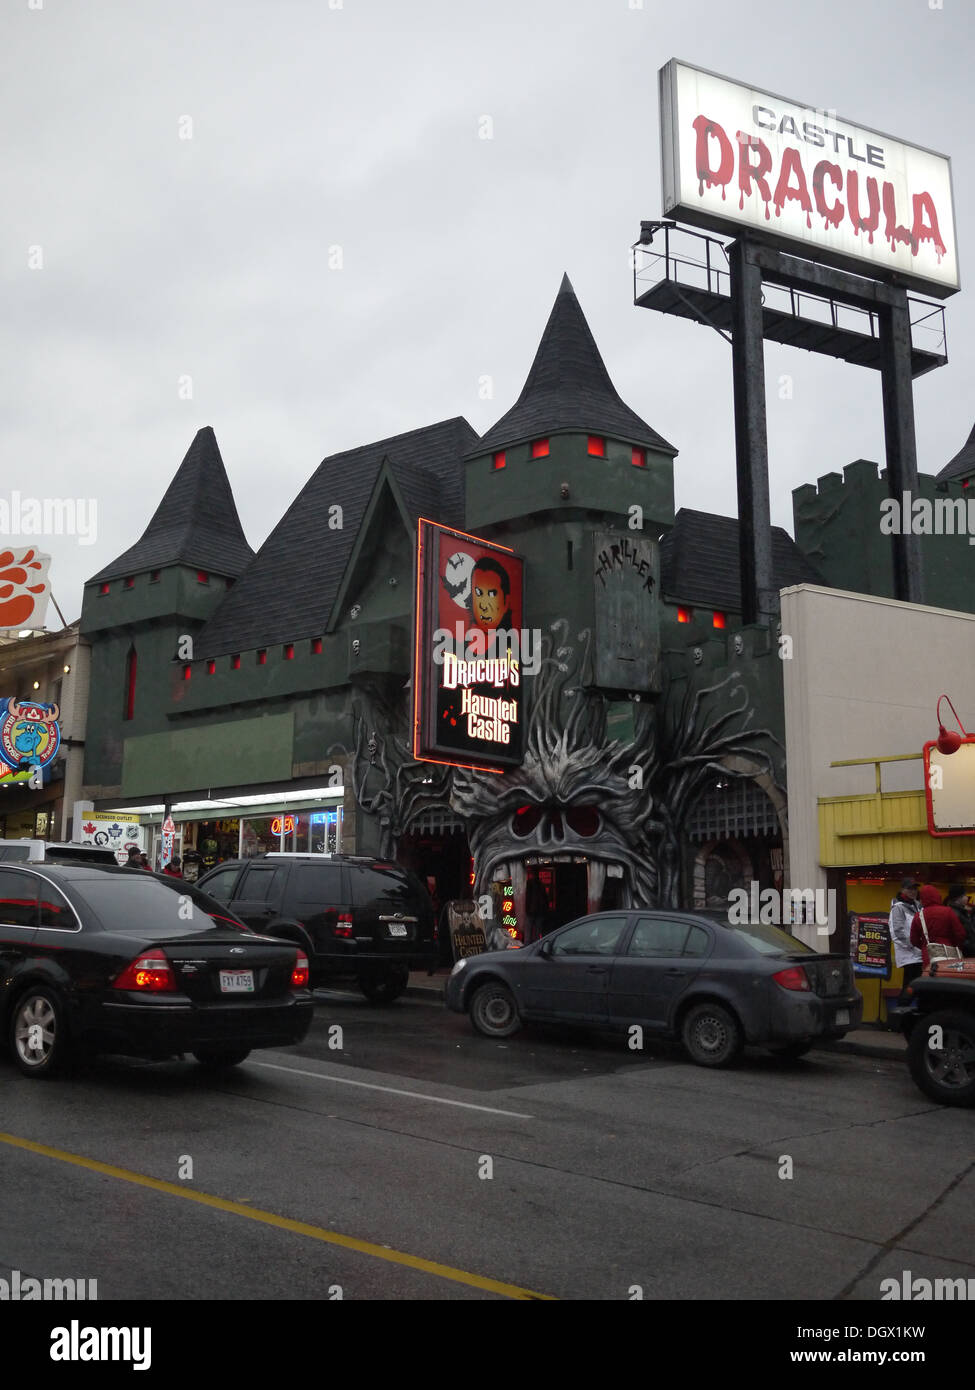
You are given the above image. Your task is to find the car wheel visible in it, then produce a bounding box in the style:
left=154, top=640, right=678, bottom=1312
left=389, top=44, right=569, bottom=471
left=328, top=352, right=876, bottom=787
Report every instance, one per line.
left=768, top=1042, right=813, bottom=1060
left=907, top=1009, right=975, bottom=1107
left=358, top=966, right=409, bottom=1004
left=681, top=1002, right=743, bottom=1068
left=469, top=981, right=521, bottom=1038
left=192, top=1047, right=251, bottom=1068
left=10, top=987, right=69, bottom=1078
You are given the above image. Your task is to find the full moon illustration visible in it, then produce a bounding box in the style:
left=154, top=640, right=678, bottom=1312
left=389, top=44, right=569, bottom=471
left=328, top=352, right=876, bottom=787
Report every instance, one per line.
left=442, top=551, right=474, bottom=609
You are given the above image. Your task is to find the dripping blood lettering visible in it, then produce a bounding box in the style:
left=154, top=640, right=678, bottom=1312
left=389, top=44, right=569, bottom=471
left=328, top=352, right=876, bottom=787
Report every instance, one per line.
left=692, top=112, right=946, bottom=262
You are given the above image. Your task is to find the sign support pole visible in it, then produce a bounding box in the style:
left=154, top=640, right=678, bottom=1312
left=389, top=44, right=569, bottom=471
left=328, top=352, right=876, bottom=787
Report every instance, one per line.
left=880, top=291, right=925, bottom=605
left=729, top=238, right=776, bottom=624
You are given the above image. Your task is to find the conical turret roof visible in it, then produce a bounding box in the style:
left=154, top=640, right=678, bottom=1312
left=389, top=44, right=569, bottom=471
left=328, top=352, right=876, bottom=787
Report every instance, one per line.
left=88, top=427, right=254, bottom=583
left=471, top=273, right=676, bottom=457
left=937, top=420, right=975, bottom=484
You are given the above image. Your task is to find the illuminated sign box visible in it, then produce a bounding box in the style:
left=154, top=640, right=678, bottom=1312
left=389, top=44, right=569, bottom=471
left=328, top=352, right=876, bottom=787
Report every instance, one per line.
left=660, top=59, right=959, bottom=298
left=924, top=738, right=975, bottom=836
left=413, top=519, right=526, bottom=773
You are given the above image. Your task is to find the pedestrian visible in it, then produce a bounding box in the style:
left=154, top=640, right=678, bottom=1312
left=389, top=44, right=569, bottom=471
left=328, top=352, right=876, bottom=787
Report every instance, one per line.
left=910, top=884, right=967, bottom=968
left=124, top=847, right=143, bottom=870
left=888, top=876, right=922, bottom=1008
left=944, top=884, right=975, bottom=957
left=162, top=856, right=183, bottom=879
left=139, top=853, right=152, bottom=871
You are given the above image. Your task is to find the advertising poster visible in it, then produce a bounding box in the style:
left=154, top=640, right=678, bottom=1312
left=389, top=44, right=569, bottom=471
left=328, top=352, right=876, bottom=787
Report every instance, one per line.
left=80, top=813, right=145, bottom=866
left=849, top=912, right=892, bottom=978
left=446, top=900, right=488, bottom=962
left=414, top=518, right=525, bottom=772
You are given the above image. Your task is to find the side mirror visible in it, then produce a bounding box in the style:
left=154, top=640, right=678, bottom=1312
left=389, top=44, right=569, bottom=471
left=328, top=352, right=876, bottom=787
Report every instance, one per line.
left=539, top=938, right=553, bottom=957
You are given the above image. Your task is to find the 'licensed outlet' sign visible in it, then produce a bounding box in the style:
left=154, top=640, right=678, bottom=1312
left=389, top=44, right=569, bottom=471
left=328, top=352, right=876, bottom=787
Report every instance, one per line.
left=660, top=60, right=959, bottom=298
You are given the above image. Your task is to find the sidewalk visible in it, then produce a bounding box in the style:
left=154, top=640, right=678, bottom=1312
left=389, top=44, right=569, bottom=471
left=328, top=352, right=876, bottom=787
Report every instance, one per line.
left=406, top=971, right=907, bottom=1060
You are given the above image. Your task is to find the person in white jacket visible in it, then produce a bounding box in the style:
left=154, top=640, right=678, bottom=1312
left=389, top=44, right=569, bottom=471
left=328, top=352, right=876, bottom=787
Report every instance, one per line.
left=889, top=877, right=922, bottom=1007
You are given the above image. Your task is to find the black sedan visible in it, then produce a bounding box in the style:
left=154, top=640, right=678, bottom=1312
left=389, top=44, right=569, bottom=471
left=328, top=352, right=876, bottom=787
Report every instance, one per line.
left=0, top=861, right=314, bottom=1078
left=445, top=909, right=862, bottom=1066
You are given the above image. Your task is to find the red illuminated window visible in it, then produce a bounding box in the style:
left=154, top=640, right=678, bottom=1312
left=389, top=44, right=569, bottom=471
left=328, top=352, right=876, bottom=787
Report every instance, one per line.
left=677, top=607, right=692, bottom=623
left=100, top=582, right=110, bottom=595
left=183, top=664, right=192, bottom=681
left=632, top=448, right=646, bottom=468
left=197, top=570, right=209, bottom=584
left=207, top=660, right=216, bottom=675
left=231, top=654, right=241, bottom=670
left=588, top=436, right=605, bottom=457
left=713, top=612, right=726, bottom=629
left=530, top=438, right=549, bottom=458
left=257, top=650, right=267, bottom=665
left=492, top=451, right=506, bottom=470
left=150, top=570, right=161, bottom=582
left=225, top=577, right=234, bottom=589
left=124, top=576, right=134, bottom=589
left=311, top=638, right=322, bottom=655
left=124, top=645, right=137, bottom=720
left=964, top=479, right=971, bottom=490
left=284, top=644, right=294, bottom=660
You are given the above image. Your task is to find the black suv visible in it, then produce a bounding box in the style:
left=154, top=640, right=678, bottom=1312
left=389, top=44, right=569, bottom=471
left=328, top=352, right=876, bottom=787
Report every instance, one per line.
left=196, top=854, right=437, bottom=1002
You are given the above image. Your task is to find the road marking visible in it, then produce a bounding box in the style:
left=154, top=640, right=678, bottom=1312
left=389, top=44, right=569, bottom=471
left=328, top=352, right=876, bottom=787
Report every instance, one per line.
left=0, top=1131, right=554, bottom=1301
left=249, top=1058, right=533, bottom=1118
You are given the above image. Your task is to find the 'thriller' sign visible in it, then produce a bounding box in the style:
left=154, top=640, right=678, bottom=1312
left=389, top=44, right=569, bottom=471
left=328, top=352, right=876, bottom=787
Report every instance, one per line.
left=660, top=60, right=959, bottom=298
left=413, top=519, right=525, bottom=773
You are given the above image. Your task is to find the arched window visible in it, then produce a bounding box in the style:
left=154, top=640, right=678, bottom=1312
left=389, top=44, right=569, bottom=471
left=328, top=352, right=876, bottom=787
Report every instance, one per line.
left=124, top=645, right=137, bottom=721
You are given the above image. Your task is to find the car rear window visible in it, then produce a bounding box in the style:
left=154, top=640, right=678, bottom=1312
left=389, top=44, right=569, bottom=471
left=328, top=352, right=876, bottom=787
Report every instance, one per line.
left=729, top=921, right=817, bottom=956
left=349, top=865, right=424, bottom=909
left=70, top=876, right=250, bottom=938
left=294, top=864, right=344, bottom=907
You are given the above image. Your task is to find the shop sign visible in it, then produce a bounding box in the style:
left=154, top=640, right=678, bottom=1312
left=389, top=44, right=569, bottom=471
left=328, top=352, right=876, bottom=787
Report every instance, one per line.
left=80, top=812, right=145, bottom=866
left=270, top=815, right=296, bottom=836
left=923, top=737, right=975, bottom=835
left=0, top=697, right=61, bottom=785
left=414, top=519, right=526, bottom=772
left=849, top=912, right=892, bottom=978
left=0, top=548, right=52, bottom=630
left=660, top=59, right=959, bottom=298
left=446, top=900, right=488, bottom=961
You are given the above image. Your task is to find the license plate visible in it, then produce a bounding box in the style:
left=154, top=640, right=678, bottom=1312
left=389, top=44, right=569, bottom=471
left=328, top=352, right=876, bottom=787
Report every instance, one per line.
left=835, top=1008, right=850, bottom=1025
left=388, top=924, right=408, bottom=938
left=219, top=970, right=254, bottom=993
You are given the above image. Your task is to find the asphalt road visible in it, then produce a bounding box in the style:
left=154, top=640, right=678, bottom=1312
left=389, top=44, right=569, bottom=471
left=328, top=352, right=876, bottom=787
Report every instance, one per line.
left=1, top=989, right=973, bottom=1303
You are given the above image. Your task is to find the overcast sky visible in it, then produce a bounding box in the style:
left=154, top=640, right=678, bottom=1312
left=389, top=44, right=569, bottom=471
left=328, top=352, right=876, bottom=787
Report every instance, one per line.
left=2, top=0, right=972, bottom=626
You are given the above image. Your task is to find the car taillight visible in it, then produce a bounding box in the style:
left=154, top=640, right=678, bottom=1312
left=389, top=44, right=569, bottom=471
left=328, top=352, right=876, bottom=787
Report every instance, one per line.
left=113, top=948, right=177, bottom=993
left=291, top=950, right=310, bottom=988
left=335, top=913, right=353, bottom=938
left=773, top=966, right=810, bottom=992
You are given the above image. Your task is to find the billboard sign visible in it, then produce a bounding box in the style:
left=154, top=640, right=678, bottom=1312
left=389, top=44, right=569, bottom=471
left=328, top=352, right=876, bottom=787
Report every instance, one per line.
left=79, top=812, right=145, bottom=865
left=413, top=519, right=525, bottom=772
left=0, top=548, right=52, bottom=630
left=924, top=737, right=975, bottom=836
left=660, top=59, right=959, bottom=298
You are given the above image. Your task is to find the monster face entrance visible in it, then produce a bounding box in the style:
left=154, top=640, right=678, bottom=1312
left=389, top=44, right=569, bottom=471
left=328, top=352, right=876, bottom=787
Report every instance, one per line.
left=506, top=856, right=625, bottom=942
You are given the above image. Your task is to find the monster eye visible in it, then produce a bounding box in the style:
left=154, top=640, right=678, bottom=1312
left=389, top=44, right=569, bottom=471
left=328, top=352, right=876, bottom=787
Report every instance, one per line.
left=566, top=806, right=599, bottom=838
left=512, top=805, right=543, bottom=837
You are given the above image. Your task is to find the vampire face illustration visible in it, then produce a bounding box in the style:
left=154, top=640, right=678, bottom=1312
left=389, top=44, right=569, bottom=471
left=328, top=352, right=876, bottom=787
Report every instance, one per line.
left=470, top=557, right=512, bottom=631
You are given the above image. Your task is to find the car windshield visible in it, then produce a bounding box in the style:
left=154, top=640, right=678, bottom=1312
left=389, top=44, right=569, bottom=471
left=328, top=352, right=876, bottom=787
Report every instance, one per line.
left=728, top=921, right=818, bottom=956
left=70, top=875, right=250, bottom=937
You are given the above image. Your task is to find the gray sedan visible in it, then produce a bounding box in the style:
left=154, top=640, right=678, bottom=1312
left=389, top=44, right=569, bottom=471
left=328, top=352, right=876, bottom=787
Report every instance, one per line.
left=445, top=909, right=862, bottom=1066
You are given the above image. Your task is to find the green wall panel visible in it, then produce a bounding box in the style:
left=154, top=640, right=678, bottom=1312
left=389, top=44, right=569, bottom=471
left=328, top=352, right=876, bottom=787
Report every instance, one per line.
left=122, top=712, right=295, bottom=797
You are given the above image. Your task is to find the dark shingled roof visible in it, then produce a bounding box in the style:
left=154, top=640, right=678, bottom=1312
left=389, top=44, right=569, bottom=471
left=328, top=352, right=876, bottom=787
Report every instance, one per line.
left=195, top=416, right=477, bottom=658
left=88, top=427, right=253, bottom=583
left=471, top=274, right=677, bottom=458
left=660, top=509, right=826, bottom=610
left=936, top=421, right=975, bottom=483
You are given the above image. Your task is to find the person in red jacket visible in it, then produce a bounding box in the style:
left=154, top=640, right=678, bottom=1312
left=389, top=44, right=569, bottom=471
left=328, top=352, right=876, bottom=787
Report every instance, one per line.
left=910, top=884, right=967, bottom=967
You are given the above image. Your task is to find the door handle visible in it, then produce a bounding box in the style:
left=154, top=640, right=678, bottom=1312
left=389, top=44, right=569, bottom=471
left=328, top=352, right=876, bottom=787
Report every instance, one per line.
left=664, top=969, right=687, bottom=977
left=586, top=966, right=608, bottom=974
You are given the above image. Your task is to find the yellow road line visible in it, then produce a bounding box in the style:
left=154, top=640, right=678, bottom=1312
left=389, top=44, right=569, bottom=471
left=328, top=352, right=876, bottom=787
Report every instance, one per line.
left=0, top=1131, right=555, bottom=1300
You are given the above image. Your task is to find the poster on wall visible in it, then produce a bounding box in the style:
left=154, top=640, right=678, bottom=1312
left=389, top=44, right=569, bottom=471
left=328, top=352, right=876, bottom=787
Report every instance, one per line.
left=413, top=518, right=526, bottom=772
left=80, top=812, right=145, bottom=865
left=849, top=912, right=892, bottom=977
left=446, top=901, right=488, bottom=962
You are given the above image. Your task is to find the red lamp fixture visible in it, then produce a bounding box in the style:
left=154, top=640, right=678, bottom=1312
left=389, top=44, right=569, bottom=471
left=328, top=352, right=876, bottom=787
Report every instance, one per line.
left=936, top=694, right=968, bottom=755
